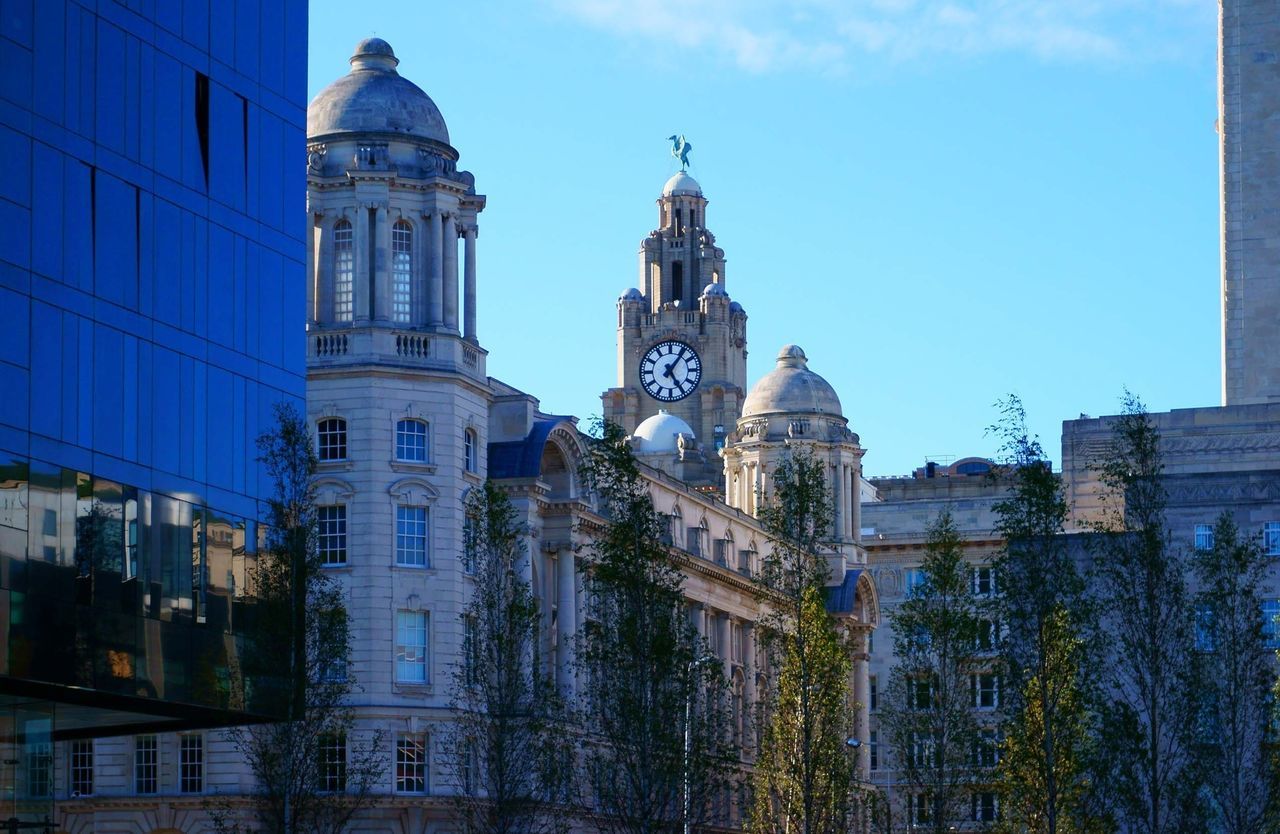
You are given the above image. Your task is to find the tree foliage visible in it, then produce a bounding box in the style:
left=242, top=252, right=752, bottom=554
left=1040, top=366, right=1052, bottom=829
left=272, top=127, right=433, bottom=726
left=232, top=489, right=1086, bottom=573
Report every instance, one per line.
left=444, top=481, right=574, bottom=834
left=576, top=420, right=731, bottom=834
left=880, top=510, right=985, bottom=833
left=1089, top=393, right=1198, bottom=834
left=214, top=401, right=382, bottom=834
left=988, top=396, right=1100, bottom=834
left=1191, top=513, right=1276, bottom=834
left=750, top=448, right=856, bottom=834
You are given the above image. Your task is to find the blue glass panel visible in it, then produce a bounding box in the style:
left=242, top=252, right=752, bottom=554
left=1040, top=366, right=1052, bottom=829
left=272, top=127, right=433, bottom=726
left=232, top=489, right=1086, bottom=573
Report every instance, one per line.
left=256, top=246, right=281, bottom=368
left=122, top=334, right=138, bottom=461
left=181, top=0, right=209, bottom=51
left=207, top=225, right=232, bottom=344
left=94, top=18, right=126, bottom=154
left=28, top=302, right=59, bottom=439
left=258, top=0, right=283, bottom=94
left=0, top=198, right=30, bottom=270
left=0, top=124, right=31, bottom=206
left=123, top=35, right=142, bottom=161
left=0, top=361, right=28, bottom=430
left=151, top=198, right=180, bottom=321
left=64, top=160, right=93, bottom=291
left=0, top=0, right=33, bottom=48
left=205, top=366, right=232, bottom=489
left=283, top=0, right=306, bottom=103
left=234, top=0, right=259, bottom=78
left=209, top=0, right=234, bottom=67
left=93, top=326, right=124, bottom=459
left=31, top=0, right=64, bottom=123
left=152, top=53, right=181, bottom=181
left=209, top=82, right=245, bottom=210
left=76, top=316, right=93, bottom=447
left=256, top=111, right=282, bottom=230
left=0, top=32, right=32, bottom=110
left=29, top=142, right=62, bottom=282
left=93, top=171, right=139, bottom=308
left=0, top=285, right=28, bottom=367
left=149, top=346, right=178, bottom=474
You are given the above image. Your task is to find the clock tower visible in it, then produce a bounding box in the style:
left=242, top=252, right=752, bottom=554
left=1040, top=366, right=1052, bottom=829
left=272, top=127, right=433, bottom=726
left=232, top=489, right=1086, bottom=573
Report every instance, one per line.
left=602, top=169, right=749, bottom=489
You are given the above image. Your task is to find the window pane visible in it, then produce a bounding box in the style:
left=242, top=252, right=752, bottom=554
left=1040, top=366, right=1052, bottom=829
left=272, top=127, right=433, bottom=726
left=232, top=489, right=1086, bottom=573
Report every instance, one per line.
left=392, top=221, right=411, bottom=324
left=333, top=220, right=353, bottom=322
left=395, top=733, right=427, bottom=793
left=317, top=418, right=346, bottom=461
left=396, top=507, right=428, bottom=567
left=318, top=506, right=347, bottom=566
left=396, top=420, right=427, bottom=462
left=396, top=610, right=427, bottom=682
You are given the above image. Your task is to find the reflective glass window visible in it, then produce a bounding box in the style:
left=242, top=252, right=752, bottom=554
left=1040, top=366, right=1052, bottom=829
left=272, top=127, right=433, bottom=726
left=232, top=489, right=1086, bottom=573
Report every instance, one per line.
left=332, top=220, right=353, bottom=322
left=392, top=220, right=411, bottom=324
left=395, top=733, right=427, bottom=793
left=395, top=610, right=428, bottom=683
left=395, top=506, right=427, bottom=567
left=396, top=419, right=427, bottom=463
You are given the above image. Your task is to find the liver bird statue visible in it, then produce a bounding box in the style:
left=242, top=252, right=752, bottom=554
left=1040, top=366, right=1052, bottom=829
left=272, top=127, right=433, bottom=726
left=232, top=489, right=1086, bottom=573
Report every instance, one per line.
left=668, top=134, right=692, bottom=171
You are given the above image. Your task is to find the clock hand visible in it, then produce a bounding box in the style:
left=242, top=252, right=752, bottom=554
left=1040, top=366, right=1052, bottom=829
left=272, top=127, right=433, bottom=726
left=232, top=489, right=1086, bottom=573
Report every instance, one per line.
left=662, top=359, right=677, bottom=380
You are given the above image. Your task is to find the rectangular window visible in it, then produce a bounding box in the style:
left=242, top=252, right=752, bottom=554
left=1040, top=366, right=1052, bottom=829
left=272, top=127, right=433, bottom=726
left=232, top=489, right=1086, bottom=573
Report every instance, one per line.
left=319, top=733, right=347, bottom=793
left=869, top=731, right=879, bottom=771
left=972, top=566, right=996, bottom=597
left=911, top=794, right=932, bottom=825
left=1265, top=522, right=1280, bottom=557
left=135, top=735, right=158, bottom=795
left=317, top=418, right=347, bottom=461
left=910, top=677, right=933, bottom=710
left=1195, top=523, right=1215, bottom=552
left=737, top=549, right=755, bottom=576
left=972, top=792, right=998, bottom=822
left=972, top=673, right=999, bottom=710
left=396, top=506, right=429, bottom=567
left=395, top=733, right=427, bottom=793
left=713, top=537, right=729, bottom=566
left=905, top=568, right=927, bottom=598
left=974, top=729, right=1000, bottom=768
left=869, top=675, right=878, bottom=712
left=396, top=419, right=428, bottom=462
left=686, top=526, right=706, bottom=557
left=318, top=505, right=347, bottom=566
left=976, top=619, right=998, bottom=653
left=1262, top=600, right=1280, bottom=649
left=27, top=740, right=51, bottom=799
left=70, top=739, right=93, bottom=796
left=1195, top=604, right=1215, bottom=652
left=396, top=610, right=429, bottom=683
left=333, top=221, right=354, bottom=322
left=180, top=735, right=204, bottom=794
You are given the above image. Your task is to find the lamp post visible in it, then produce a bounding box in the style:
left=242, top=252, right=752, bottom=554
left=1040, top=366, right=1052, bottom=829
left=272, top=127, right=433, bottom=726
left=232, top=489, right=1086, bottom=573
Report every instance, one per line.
left=685, top=654, right=718, bottom=834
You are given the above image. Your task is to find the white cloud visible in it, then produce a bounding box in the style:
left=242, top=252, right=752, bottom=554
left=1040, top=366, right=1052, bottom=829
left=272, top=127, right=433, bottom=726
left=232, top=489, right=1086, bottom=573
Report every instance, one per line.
left=547, top=0, right=1212, bottom=72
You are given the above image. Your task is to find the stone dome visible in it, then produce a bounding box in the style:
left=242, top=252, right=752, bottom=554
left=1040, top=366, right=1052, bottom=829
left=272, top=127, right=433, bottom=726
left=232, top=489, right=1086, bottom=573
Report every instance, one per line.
left=741, top=345, right=843, bottom=419
left=663, top=171, right=702, bottom=197
left=700, top=281, right=728, bottom=298
left=632, top=410, right=695, bottom=454
left=308, top=38, right=450, bottom=144
left=619, top=287, right=644, bottom=302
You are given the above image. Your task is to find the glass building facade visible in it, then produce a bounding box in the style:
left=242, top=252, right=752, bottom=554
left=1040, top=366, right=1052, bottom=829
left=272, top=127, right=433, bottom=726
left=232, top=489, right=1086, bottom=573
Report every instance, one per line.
left=0, top=0, right=307, bottom=818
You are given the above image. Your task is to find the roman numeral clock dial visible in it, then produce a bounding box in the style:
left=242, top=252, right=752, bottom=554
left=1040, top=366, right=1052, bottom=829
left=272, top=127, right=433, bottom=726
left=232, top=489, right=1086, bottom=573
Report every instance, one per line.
left=639, top=340, right=702, bottom=402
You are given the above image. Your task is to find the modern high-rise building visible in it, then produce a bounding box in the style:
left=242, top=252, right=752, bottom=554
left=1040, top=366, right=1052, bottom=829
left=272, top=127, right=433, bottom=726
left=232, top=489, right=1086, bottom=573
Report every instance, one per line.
left=1219, top=0, right=1280, bottom=405
left=0, top=0, right=307, bottom=824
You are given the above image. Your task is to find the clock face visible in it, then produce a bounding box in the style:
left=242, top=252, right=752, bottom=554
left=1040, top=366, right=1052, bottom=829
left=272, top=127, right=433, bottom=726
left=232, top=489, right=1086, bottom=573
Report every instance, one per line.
left=639, top=340, right=702, bottom=402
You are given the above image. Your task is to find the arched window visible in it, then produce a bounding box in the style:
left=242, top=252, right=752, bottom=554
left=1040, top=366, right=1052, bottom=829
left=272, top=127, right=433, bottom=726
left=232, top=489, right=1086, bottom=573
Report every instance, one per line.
left=671, top=262, right=684, bottom=305
left=333, top=219, right=354, bottom=322
left=667, top=505, right=683, bottom=548
left=396, top=419, right=428, bottom=462
left=392, top=220, right=412, bottom=324
left=464, top=428, right=478, bottom=473
left=317, top=418, right=347, bottom=461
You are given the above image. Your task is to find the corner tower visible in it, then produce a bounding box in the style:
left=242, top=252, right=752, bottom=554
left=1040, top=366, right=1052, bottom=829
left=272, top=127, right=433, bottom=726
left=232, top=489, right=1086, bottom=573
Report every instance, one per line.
left=602, top=171, right=749, bottom=488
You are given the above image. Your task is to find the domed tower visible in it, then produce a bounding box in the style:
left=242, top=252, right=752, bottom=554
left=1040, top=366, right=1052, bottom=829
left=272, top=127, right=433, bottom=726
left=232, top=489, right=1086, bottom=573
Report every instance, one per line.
left=307, top=38, right=485, bottom=346
left=602, top=170, right=749, bottom=490
left=723, top=345, right=867, bottom=566
left=303, top=41, right=492, bottom=789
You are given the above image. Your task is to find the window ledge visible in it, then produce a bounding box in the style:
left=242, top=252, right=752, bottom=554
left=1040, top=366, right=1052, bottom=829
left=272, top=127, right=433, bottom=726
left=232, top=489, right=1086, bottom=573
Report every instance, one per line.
left=392, top=565, right=437, bottom=574
left=391, top=461, right=437, bottom=475
left=393, top=682, right=433, bottom=696
left=462, top=470, right=483, bottom=485
left=317, top=460, right=355, bottom=472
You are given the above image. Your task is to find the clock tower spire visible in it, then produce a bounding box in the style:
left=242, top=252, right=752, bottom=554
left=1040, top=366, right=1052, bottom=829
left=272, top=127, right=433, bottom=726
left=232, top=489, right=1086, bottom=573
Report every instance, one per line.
left=602, top=165, right=749, bottom=491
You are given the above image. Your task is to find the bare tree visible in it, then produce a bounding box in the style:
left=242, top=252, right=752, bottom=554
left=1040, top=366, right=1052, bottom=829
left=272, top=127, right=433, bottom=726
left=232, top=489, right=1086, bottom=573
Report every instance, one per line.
left=443, top=481, right=574, bottom=834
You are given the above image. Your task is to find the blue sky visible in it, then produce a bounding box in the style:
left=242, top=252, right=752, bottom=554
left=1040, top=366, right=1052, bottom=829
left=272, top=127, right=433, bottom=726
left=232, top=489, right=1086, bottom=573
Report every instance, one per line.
left=308, top=0, right=1219, bottom=476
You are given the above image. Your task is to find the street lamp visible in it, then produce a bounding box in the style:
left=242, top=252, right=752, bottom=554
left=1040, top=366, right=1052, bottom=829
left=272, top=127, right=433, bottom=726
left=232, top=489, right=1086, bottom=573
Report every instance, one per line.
left=685, top=654, right=718, bottom=834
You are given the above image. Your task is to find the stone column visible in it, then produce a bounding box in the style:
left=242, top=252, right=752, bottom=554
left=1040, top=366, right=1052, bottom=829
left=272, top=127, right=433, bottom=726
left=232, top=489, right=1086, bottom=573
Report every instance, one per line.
left=443, top=214, right=459, bottom=331
left=692, top=603, right=706, bottom=641
left=832, top=461, right=842, bottom=541
left=306, top=211, right=317, bottom=325
left=354, top=205, right=370, bottom=323
left=716, top=615, right=731, bottom=678
left=427, top=211, right=443, bottom=326
left=316, top=212, right=334, bottom=324
left=464, top=224, right=478, bottom=342
left=373, top=203, right=390, bottom=321
left=557, top=549, right=577, bottom=697
left=744, top=623, right=757, bottom=752
left=852, top=464, right=862, bottom=543
left=855, top=629, right=871, bottom=778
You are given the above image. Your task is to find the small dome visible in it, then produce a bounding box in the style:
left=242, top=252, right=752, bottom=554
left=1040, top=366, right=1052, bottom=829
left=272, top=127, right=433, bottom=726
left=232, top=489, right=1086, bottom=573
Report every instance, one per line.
left=663, top=171, right=702, bottom=197
left=741, top=345, right=843, bottom=419
left=729, top=301, right=745, bottom=313
left=308, top=39, right=450, bottom=144
left=619, top=287, right=644, bottom=302
left=701, top=281, right=728, bottom=298
left=632, top=410, right=695, bottom=454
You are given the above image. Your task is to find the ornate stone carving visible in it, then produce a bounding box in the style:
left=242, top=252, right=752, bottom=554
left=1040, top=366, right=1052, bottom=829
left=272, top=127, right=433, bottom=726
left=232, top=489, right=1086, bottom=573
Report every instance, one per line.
left=306, top=142, right=327, bottom=173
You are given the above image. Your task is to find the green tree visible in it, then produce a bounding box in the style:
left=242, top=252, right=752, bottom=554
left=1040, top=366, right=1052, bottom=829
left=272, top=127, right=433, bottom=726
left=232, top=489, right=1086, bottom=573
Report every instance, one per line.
left=444, top=482, right=574, bottom=834
left=214, top=402, right=382, bottom=834
left=1089, top=393, right=1199, bottom=834
left=995, top=607, right=1101, bottom=834
left=576, top=420, right=731, bottom=834
left=750, top=449, right=857, bottom=834
left=1192, top=513, right=1276, bottom=834
left=880, top=510, right=985, bottom=833
left=988, top=396, right=1101, bottom=834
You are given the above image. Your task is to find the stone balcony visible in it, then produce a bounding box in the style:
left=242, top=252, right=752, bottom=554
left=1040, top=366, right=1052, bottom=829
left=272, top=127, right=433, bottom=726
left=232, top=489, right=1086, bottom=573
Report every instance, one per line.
left=307, top=325, right=487, bottom=381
